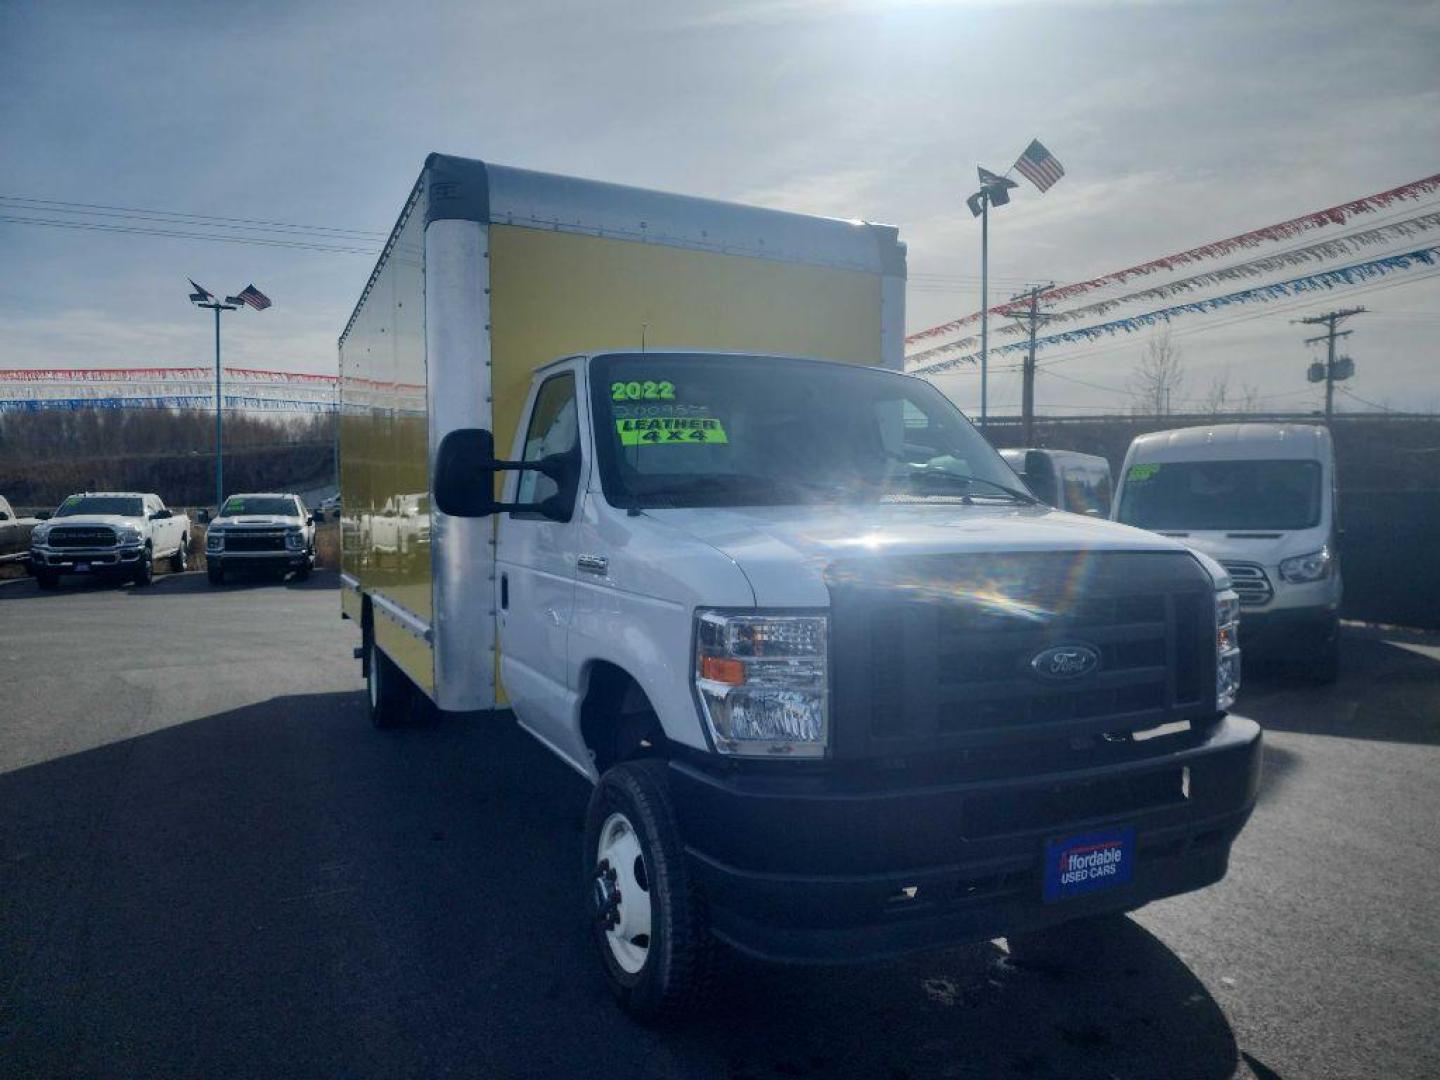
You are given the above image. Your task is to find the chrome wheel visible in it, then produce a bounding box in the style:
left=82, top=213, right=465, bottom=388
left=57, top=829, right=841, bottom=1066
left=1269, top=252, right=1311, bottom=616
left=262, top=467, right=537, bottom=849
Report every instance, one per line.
left=594, top=812, right=651, bottom=975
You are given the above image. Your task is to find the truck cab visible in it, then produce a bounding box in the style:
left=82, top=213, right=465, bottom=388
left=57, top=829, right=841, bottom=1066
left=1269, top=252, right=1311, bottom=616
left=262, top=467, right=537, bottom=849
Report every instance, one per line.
left=1000, top=447, right=1113, bottom=516
left=339, top=155, right=1260, bottom=1021
left=1113, top=423, right=1342, bottom=681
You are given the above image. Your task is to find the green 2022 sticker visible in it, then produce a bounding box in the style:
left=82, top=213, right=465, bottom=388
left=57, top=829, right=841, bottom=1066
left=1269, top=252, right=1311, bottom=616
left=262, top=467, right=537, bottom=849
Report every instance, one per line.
left=611, top=380, right=676, bottom=402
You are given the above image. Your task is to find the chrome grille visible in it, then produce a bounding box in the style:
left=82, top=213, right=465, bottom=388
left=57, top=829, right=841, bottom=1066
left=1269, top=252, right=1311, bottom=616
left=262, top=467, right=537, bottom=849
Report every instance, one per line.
left=48, top=526, right=117, bottom=548
left=1220, top=561, right=1273, bottom=607
left=827, top=551, right=1216, bottom=760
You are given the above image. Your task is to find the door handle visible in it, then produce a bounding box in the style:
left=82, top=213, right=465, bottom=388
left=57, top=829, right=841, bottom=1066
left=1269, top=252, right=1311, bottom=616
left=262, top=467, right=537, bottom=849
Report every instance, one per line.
left=576, top=554, right=608, bottom=576
left=500, top=572, right=509, bottom=610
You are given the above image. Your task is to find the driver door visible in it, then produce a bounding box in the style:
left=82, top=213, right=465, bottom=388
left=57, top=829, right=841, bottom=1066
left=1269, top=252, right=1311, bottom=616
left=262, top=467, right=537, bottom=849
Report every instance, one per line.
left=495, top=369, right=588, bottom=767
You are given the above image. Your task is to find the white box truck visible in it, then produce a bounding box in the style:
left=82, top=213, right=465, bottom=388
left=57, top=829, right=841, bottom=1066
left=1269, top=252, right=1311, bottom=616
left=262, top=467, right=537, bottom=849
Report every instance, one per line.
left=338, top=154, right=1260, bottom=1020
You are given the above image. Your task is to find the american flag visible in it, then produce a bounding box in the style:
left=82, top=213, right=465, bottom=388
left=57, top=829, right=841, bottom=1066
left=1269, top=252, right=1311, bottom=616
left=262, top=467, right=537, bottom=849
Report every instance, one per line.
left=1015, top=139, right=1065, bottom=193
left=236, top=284, right=272, bottom=310
left=188, top=279, right=214, bottom=302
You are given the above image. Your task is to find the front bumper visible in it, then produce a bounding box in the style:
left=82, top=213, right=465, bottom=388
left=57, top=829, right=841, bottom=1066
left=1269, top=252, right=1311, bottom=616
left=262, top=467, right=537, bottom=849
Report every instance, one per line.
left=208, top=550, right=310, bottom=571
left=29, top=546, right=143, bottom=574
left=669, top=714, right=1261, bottom=963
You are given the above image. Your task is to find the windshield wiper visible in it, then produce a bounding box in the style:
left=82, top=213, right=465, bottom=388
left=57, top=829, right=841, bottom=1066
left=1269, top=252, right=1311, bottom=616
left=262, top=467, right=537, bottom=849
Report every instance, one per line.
left=900, top=470, right=1042, bottom=505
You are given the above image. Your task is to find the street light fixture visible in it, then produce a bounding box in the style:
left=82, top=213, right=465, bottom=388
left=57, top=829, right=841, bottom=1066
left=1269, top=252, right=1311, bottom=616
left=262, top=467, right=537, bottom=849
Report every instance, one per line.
left=188, top=280, right=271, bottom=512
left=967, top=167, right=1018, bottom=429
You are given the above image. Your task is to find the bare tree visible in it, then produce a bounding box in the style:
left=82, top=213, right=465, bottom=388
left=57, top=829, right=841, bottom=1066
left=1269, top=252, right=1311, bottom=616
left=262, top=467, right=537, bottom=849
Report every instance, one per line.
left=1129, top=329, right=1186, bottom=416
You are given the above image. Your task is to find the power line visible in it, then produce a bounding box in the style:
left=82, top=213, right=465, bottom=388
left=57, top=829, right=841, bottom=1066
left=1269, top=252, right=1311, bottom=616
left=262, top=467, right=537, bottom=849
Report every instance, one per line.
left=0, top=194, right=385, bottom=240
left=0, top=213, right=377, bottom=256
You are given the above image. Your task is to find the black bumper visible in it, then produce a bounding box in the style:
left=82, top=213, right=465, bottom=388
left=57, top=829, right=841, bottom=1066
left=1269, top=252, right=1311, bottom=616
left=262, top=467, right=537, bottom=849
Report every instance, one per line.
left=669, top=714, right=1261, bottom=964
left=209, top=554, right=309, bottom=571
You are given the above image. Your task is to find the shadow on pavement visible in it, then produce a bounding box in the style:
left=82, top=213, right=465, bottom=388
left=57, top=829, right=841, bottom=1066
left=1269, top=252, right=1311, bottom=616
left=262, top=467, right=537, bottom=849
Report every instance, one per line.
left=1239, top=625, right=1440, bottom=746
left=1, top=691, right=1240, bottom=1080
left=0, top=568, right=338, bottom=602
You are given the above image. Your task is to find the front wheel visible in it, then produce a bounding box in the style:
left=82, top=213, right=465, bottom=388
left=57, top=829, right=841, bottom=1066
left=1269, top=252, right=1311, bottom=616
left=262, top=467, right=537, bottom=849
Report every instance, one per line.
left=132, top=546, right=154, bottom=587
left=35, top=570, right=59, bottom=591
left=169, top=536, right=189, bottom=572
left=207, top=563, right=224, bottom=586
left=293, top=553, right=312, bottom=581
left=584, top=759, right=716, bottom=1022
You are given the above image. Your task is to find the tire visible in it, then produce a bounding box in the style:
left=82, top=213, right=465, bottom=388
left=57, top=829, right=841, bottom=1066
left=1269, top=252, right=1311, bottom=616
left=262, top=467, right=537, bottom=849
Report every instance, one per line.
left=132, top=545, right=154, bottom=587
left=1006, top=913, right=1131, bottom=973
left=169, top=535, right=189, bottom=573
left=584, top=759, right=716, bottom=1023
left=35, top=570, right=59, bottom=591
left=293, top=553, right=312, bottom=582
left=207, top=563, right=225, bottom=586
left=1308, top=620, right=1341, bottom=685
left=364, top=625, right=411, bottom=729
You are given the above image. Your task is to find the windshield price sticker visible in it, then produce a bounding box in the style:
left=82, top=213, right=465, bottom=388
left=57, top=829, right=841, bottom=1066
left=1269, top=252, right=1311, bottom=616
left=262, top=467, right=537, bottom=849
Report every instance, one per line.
left=616, top=417, right=729, bottom=446
left=1127, top=463, right=1161, bottom=482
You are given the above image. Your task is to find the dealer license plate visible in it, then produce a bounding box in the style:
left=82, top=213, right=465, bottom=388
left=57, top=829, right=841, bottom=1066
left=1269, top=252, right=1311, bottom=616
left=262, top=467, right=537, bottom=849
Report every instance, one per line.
left=1042, top=827, right=1135, bottom=903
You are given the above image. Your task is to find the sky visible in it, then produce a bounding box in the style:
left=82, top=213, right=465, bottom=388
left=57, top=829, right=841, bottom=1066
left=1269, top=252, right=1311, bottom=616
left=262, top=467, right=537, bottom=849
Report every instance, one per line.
left=1, top=0, right=1437, bottom=418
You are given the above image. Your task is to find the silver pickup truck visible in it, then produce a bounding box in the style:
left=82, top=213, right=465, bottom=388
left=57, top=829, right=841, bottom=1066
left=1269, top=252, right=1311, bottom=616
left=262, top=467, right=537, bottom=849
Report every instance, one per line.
left=203, top=492, right=316, bottom=584
left=28, top=492, right=190, bottom=589
left=0, top=496, right=43, bottom=565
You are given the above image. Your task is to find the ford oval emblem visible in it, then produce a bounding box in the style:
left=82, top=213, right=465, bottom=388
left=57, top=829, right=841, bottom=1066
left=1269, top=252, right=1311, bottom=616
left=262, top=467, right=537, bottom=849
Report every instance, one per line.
left=1029, top=644, right=1101, bottom=681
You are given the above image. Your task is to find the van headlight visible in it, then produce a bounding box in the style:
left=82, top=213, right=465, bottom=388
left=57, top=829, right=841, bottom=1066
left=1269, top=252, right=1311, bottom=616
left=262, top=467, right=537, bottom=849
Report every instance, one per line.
left=1216, top=589, right=1241, bottom=712
left=1278, top=546, right=1332, bottom=583
left=695, top=611, right=828, bottom=758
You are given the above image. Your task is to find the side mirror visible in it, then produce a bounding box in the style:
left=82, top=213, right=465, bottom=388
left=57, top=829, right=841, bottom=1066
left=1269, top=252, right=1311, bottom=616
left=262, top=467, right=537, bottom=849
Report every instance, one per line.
left=197, top=508, right=212, bottom=524
left=433, top=428, right=578, bottom=521
left=0, top=511, right=9, bottom=521
left=36, top=511, right=52, bottom=521
left=306, top=516, right=316, bottom=526
left=151, top=508, right=172, bottom=520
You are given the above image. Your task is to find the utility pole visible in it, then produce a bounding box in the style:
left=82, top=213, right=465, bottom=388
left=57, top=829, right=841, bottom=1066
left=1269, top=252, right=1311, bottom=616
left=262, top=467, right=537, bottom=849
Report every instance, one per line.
left=1297, top=307, right=1364, bottom=422
left=1007, top=282, right=1054, bottom=445
left=189, top=281, right=271, bottom=511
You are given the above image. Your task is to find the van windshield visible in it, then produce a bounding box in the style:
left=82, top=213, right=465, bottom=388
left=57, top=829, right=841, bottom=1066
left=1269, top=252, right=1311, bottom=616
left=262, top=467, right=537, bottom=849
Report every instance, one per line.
left=589, top=353, right=1031, bottom=510
left=1117, top=459, right=1323, bottom=531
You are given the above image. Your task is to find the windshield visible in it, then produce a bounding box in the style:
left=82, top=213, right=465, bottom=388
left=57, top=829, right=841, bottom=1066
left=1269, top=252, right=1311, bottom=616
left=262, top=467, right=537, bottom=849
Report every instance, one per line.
left=1117, top=459, right=1323, bottom=530
left=220, top=496, right=299, bottom=517
left=54, top=495, right=143, bottom=518
left=590, top=353, right=1026, bottom=510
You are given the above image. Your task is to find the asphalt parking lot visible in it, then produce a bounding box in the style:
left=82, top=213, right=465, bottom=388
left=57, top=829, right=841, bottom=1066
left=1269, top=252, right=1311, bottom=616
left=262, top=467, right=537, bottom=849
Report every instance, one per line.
left=2, top=571, right=1438, bottom=1080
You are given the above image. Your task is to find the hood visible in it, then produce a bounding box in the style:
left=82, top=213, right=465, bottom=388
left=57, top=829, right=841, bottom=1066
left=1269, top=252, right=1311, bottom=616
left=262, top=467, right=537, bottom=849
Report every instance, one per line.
left=1154, top=526, right=1328, bottom=568
left=212, top=515, right=301, bottom=528
left=645, top=502, right=1199, bottom=606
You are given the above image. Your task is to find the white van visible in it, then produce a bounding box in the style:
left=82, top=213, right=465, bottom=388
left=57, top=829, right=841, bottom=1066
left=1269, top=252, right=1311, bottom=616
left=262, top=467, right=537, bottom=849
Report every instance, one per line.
left=1113, top=423, right=1341, bottom=680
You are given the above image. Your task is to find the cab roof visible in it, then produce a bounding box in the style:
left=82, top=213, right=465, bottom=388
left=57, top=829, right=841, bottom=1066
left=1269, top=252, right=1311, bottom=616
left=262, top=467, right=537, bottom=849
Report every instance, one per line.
left=1126, top=423, right=1332, bottom=464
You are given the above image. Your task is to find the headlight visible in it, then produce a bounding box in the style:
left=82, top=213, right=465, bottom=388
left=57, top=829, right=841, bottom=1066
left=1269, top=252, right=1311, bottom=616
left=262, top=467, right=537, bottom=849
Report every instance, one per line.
left=1216, top=589, right=1241, bottom=712
left=117, top=526, right=143, bottom=546
left=1279, top=546, right=1331, bottom=583
left=31, top=526, right=49, bottom=546
left=285, top=529, right=305, bottom=551
left=206, top=530, right=224, bottom=551
left=695, top=611, right=828, bottom=757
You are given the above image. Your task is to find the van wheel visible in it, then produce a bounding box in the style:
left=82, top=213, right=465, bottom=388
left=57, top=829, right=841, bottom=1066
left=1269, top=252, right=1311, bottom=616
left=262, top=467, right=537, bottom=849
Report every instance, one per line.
left=169, top=537, right=189, bottom=572
left=584, top=759, right=716, bottom=1022
left=365, top=628, right=410, bottom=728
left=1308, top=620, right=1340, bottom=685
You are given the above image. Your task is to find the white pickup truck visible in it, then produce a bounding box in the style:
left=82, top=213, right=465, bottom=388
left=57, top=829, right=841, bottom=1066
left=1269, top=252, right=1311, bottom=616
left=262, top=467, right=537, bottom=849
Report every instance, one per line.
left=204, top=492, right=316, bottom=584
left=29, top=491, right=190, bottom=589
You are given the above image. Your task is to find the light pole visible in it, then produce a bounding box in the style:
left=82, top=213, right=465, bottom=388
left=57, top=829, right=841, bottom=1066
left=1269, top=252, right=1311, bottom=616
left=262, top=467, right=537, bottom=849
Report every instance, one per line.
left=188, top=281, right=271, bottom=511
left=966, top=168, right=1018, bottom=429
